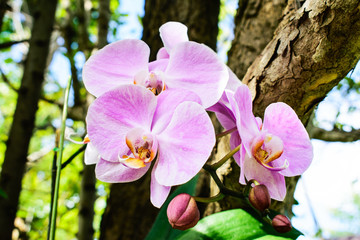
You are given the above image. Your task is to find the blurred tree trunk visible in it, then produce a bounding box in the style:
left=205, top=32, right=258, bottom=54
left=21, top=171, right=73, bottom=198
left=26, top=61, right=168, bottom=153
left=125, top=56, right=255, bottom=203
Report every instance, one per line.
left=78, top=0, right=110, bottom=239
left=214, top=0, right=360, bottom=217
left=99, top=1, right=220, bottom=239
left=0, top=0, right=58, bottom=239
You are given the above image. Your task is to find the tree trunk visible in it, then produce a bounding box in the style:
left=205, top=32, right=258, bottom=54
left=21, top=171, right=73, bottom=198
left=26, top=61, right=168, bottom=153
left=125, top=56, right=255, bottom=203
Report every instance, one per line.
left=78, top=1, right=110, bottom=239
left=99, top=1, right=220, bottom=239
left=0, top=0, right=58, bottom=239
left=214, top=0, right=360, bottom=216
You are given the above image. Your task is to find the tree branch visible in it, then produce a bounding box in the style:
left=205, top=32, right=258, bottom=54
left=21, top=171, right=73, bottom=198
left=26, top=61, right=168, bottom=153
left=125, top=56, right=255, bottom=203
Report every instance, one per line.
left=0, top=68, right=18, bottom=92
left=0, top=39, right=29, bottom=50
left=310, top=126, right=360, bottom=142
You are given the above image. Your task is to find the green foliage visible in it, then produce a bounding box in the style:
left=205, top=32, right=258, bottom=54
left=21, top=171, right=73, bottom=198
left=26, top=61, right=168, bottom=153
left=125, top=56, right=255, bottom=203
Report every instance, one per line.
left=175, top=209, right=302, bottom=240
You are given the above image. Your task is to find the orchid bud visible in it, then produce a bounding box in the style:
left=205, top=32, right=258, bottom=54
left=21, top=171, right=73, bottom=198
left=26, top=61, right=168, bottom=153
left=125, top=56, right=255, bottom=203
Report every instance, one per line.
left=167, top=193, right=200, bottom=230
left=272, top=214, right=292, bottom=233
left=249, top=184, right=271, bottom=212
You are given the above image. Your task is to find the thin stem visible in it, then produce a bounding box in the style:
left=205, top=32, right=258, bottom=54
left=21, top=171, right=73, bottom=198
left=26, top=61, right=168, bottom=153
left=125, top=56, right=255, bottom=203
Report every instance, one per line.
left=61, top=145, right=87, bottom=169
left=203, top=164, right=244, bottom=199
left=193, top=192, right=225, bottom=203
left=49, top=77, right=72, bottom=240
left=210, top=144, right=241, bottom=170
left=216, top=127, right=237, bottom=139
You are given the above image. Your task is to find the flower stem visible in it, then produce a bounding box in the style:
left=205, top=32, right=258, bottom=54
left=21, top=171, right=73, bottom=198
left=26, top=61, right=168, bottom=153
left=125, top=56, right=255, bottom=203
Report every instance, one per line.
left=210, top=144, right=241, bottom=170
left=216, top=126, right=237, bottom=139
left=48, top=77, right=72, bottom=240
left=203, top=163, right=244, bottom=199
left=193, top=192, right=225, bottom=203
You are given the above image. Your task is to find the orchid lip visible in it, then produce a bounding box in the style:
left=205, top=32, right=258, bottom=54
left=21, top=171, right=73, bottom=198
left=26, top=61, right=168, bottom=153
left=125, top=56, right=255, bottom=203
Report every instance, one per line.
left=119, top=128, right=158, bottom=169
left=134, top=70, right=166, bottom=95
left=251, top=133, right=288, bottom=171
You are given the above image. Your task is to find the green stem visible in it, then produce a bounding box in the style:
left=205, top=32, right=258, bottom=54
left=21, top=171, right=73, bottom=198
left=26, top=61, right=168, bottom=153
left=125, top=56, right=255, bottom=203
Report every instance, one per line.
left=49, top=77, right=72, bottom=240
left=216, top=127, right=237, bottom=139
left=193, top=192, right=225, bottom=203
left=203, top=164, right=244, bottom=199
left=210, top=144, right=241, bottom=170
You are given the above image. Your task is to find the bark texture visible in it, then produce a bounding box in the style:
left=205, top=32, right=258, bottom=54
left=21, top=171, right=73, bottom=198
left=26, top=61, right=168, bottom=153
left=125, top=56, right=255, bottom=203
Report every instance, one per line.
left=142, top=0, right=220, bottom=59
left=99, top=1, right=220, bottom=239
left=227, top=0, right=288, bottom=79
left=0, top=0, right=58, bottom=239
left=217, top=0, right=360, bottom=215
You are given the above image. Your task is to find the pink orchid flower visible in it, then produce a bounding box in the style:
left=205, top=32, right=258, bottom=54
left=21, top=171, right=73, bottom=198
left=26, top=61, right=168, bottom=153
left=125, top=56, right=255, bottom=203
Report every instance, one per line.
left=86, top=84, right=215, bottom=207
left=82, top=22, right=228, bottom=108
left=227, top=85, right=313, bottom=200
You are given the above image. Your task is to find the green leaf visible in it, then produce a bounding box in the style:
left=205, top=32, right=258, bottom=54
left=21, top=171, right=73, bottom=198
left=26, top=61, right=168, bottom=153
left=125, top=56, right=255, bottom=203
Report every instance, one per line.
left=175, top=209, right=302, bottom=240
left=145, top=175, right=199, bottom=240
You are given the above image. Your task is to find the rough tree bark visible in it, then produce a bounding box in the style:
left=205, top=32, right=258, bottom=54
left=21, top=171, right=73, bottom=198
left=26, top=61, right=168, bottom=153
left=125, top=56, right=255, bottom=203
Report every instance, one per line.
left=0, top=0, right=58, bottom=239
left=99, top=1, right=220, bottom=239
left=216, top=0, right=360, bottom=216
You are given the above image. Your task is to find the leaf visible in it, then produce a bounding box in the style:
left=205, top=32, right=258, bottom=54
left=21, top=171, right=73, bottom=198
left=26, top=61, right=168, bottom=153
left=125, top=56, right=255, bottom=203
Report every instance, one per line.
left=144, top=175, right=199, bottom=240
left=175, top=209, right=302, bottom=240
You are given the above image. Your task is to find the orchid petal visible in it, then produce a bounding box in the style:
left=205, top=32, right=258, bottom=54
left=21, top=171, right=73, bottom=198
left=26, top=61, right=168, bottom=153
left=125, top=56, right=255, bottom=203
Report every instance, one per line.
left=159, top=21, right=189, bottom=53
left=95, top=158, right=150, bottom=183
left=263, top=103, right=313, bottom=176
left=229, top=85, right=259, bottom=156
left=149, top=59, right=169, bottom=72
left=84, top=142, right=100, bottom=165
left=165, top=41, right=228, bottom=108
left=151, top=89, right=201, bottom=134
left=151, top=163, right=171, bottom=208
left=225, top=67, right=243, bottom=92
left=155, top=102, right=215, bottom=186
left=83, top=39, right=150, bottom=97
left=156, top=47, right=170, bottom=60
left=242, top=154, right=286, bottom=201
left=86, top=85, right=157, bottom=162
left=230, top=132, right=242, bottom=166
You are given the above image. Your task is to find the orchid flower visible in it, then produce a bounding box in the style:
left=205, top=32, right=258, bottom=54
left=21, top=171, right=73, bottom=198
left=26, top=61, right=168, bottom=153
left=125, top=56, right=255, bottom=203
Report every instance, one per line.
left=82, top=22, right=228, bottom=108
left=227, top=85, right=313, bottom=200
left=86, top=84, right=215, bottom=207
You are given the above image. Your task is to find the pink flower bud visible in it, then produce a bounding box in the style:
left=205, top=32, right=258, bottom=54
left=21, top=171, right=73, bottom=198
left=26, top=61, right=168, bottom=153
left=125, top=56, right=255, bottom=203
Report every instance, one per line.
left=249, top=184, right=271, bottom=212
left=272, top=214, right=292, bottom=233
left=167, top=193, right=200, bottom=230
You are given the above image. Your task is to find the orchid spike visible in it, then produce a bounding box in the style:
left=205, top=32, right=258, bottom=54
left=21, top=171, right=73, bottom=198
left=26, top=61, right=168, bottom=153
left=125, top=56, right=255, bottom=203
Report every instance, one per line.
left=86, top=85, right=215, bottom=208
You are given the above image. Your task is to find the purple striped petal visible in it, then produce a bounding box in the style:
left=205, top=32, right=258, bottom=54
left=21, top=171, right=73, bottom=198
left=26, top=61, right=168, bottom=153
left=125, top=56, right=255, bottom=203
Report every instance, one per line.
left=159, top=22, right=189, bottom=53
left=263, top=102, right=313, bottom=176
left=95, top=158, right=150, bottom=183
left=83, top=39, right=150, bottom=97
left=86, top=85, right=157, bottom=162
left=151, top=163, right=171, bottom=208
left=165, top=41, right=228, bottom=108
left=155, top=102, right=215, bottom=186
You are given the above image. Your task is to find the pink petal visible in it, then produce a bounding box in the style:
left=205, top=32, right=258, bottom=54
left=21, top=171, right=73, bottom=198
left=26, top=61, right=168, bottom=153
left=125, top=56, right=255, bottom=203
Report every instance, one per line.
left=84, top=142, right=100, bottom=165
left=207, top=92, right=236, bottom=130
left=83, top=39, right=150, bottom=97
left=151, top=89, right=201, bottom=134
left=159, top=22, right=189, bottom=53
left=165, top=41, right=228, bottom=108
left=263, top=103, right=313, bottom=176
left=95, top=158, right=150, bottom=183
left=86, top=85, right=157, bottom=162
left=156, top=47, right=170, bottom=60
left=242, top=154, right=286, bottom=201
left=149, top=59, right=169, bottom=72
left=225, top=67, right=243, bottom=92
left=151, top=163, right=171, bottom=208
left=155, top=102, right=215, bottom=186
left=229, top=85, right=259, bottom=155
